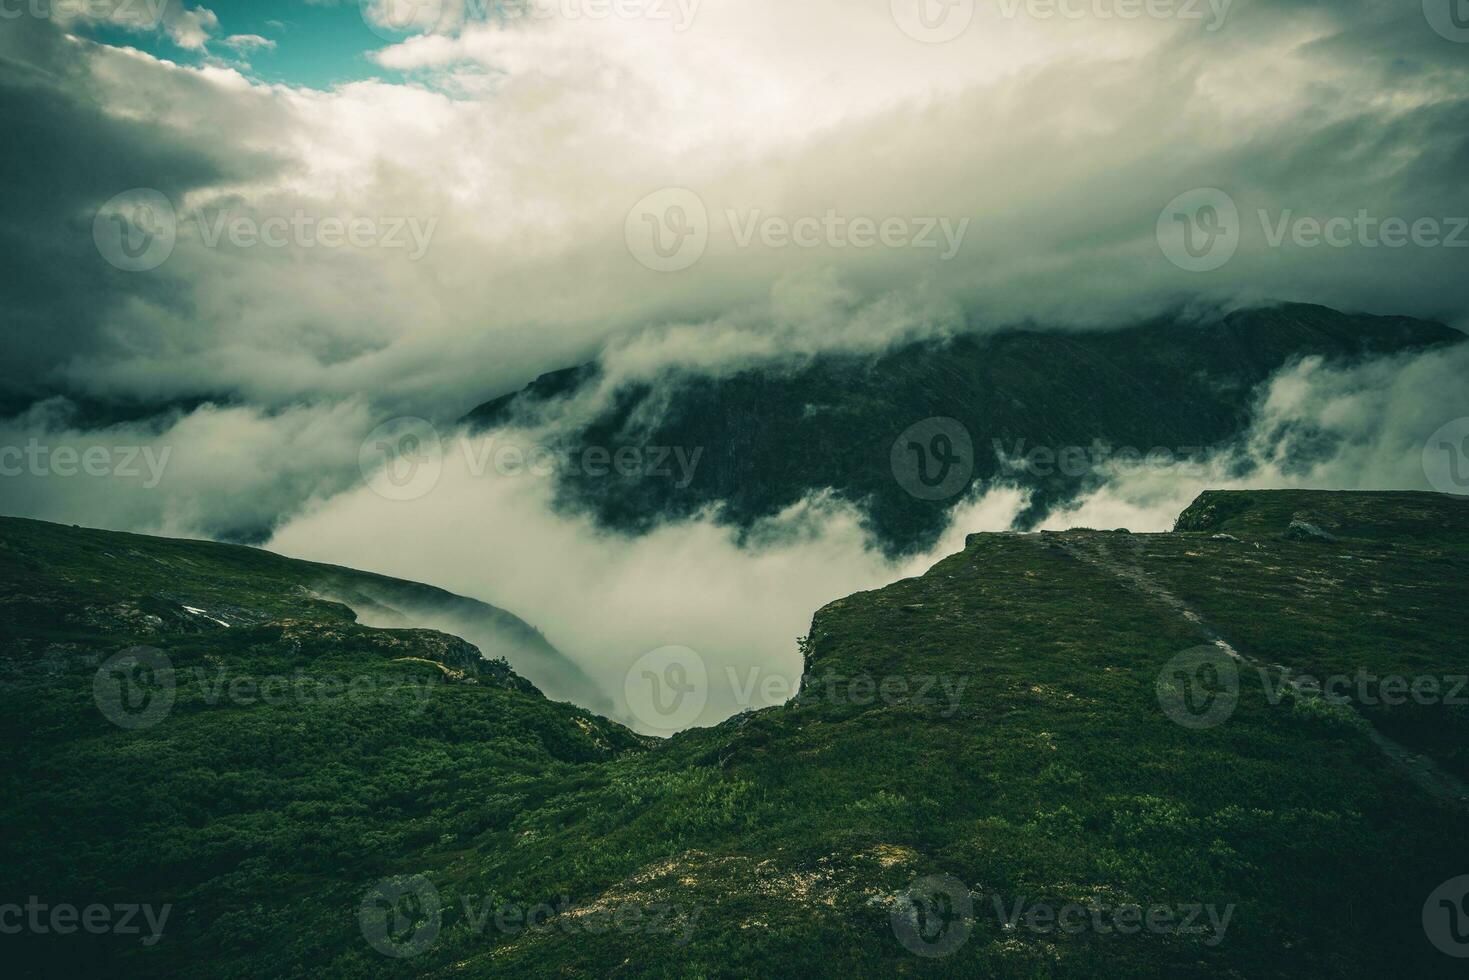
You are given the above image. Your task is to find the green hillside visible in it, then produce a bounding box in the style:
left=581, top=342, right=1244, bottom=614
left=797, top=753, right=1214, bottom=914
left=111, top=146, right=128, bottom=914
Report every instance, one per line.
left=3, top=491, right=1468, bottom=977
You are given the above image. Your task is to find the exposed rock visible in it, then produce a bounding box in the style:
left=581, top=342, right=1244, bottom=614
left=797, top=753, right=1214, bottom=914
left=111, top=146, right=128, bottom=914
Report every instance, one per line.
left=1286, top=520, right=1338, bottom=543
left=1211, top=533, right=1241, bottom=543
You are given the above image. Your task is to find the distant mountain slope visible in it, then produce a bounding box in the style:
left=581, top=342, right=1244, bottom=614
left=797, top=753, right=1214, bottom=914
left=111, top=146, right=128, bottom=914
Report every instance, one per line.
left=0, top=516, right=608, bottom=711
left=3, top=492, right=1467, bottom=976
left=466, top=303, right=1464, bottom=555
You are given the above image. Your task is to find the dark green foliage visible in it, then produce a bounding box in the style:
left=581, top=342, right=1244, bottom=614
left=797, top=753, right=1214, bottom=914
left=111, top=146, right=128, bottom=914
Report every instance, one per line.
left=2, top=491, right=1467, bottom=977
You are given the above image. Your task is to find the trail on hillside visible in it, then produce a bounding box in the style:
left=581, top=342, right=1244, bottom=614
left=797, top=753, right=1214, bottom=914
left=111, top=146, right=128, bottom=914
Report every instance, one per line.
left=1040, top=532, right=1469, bottom=813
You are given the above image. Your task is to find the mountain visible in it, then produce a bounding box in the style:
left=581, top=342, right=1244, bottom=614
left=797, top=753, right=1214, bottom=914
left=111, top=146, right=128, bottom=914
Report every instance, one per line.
left=465, top=303, right=1464, bottom=555
left=4, top=490, right=1468, bottom=976
left=0, top=517, right=607, bottom=714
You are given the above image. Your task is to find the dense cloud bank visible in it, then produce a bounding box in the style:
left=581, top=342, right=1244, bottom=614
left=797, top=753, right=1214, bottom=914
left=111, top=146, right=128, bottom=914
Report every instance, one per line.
left=2, top=2, right=1467, bottom=723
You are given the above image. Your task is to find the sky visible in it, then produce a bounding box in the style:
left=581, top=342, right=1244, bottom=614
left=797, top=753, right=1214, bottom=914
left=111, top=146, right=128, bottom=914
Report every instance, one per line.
left=51, top=0, right=414, bottom=87
left=1, top=0, right=1468, bottom=728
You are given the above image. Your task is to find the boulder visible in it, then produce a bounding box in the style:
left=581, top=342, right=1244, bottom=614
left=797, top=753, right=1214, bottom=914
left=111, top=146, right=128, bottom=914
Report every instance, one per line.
left=1286, top=520, right=1338, bottom=543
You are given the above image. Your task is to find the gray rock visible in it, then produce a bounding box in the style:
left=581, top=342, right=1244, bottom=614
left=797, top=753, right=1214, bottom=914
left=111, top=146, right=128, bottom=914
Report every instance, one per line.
left=1286, top=520, right=1337, bottom=543
left=1211, top=533, right=1241, bottom=543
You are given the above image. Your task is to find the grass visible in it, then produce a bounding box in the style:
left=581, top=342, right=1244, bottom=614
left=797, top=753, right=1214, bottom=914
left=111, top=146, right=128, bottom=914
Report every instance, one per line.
left=2, top=490, right=1467, bottom=977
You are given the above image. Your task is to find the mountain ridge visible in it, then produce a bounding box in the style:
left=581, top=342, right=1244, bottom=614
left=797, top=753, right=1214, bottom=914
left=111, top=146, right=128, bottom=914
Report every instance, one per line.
left=463, top=302, right=1465, bottom=556
left=3, top=490, right=1468, bottom=975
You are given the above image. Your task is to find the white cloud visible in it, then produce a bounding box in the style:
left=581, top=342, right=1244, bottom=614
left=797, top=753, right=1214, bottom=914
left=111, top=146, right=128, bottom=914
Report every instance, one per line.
left=223, top=34, right=276, bottom=53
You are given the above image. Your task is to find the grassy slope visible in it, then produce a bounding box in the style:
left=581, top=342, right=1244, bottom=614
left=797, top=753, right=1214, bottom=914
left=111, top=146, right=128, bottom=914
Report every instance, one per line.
left=3, top=492, right=1468, bottom=977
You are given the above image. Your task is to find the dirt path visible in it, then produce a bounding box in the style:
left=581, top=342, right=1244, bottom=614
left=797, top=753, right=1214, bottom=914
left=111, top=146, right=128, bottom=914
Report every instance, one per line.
left=1038, top=532, right=1469, bottom=813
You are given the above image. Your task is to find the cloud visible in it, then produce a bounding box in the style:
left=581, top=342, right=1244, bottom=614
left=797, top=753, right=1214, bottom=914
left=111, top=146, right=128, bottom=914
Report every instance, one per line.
left=160, top=4, right=219, bottom=51
left=222, top=34, right=277, bottom=53
left=0, top=397, right=373, bottom=542
left=2, top=0, right=1467, bottom=728
left=1045, top=341, right=1469, bottom=532
left=267, top=425, right=1030, bottom=730
left=2, top=2, right=1467, bottom=420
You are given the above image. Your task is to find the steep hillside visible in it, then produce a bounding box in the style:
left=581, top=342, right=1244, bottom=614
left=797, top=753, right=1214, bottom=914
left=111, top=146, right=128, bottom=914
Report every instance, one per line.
left=465, top=304, right=1463, bottom=556
left=3, top=492, right=1468, bottom=977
